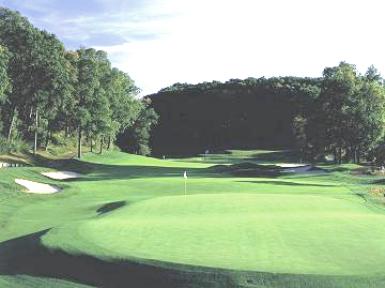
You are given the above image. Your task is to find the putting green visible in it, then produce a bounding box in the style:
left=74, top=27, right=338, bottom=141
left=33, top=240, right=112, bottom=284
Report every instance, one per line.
left=43, top=192, right=385, bottom=276
left=3, top=150, right=385, bottom=287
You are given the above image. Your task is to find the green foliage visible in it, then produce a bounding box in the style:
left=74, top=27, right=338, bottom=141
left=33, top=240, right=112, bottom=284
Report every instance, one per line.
left=307, top=62, right=385, bottom=163
left=0, top=45, right=11, bottom=135
left=72, top=48, right=143, bottom=156
left=0, top=137, right=28, bottom=153
left=120, top=105, right=159, bottom=155
left=150, top=63, right=385, bottom=163
left=0, top=45, right=10, bottom=103
left=150, top=77, right=321, bottom=156
left=0, top=8, right=150, bottom=157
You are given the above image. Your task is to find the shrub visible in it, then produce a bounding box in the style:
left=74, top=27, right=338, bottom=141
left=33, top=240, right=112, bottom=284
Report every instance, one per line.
left=11, top=138, right=29, bottom=153
left=0, top=137, right=29, bottom=154
left=0, top=137, right=9, bottom=154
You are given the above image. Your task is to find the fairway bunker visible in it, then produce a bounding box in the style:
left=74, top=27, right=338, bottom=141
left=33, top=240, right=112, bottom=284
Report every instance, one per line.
left=41, top=171, right=82, bottom=180
left=280, top=164, right=312, bottom=173
left=287, top=165, right=325, bottom=174
left=15, top=179, right=60, bottom=194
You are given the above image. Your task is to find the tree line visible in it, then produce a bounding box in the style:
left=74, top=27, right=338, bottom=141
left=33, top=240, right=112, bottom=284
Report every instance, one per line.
left=148, top=63, right=385, bottom=164
left=0, top=7, right=158, bottom=157
left=2, top=7, right=385, bottom=164
left=304, top=63, right=385, bottom=164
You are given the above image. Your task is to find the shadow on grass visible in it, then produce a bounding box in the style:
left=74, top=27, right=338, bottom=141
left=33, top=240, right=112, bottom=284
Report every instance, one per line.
left=236, top=180, right=336, bottom=187
left=325, top=167, right=351, bottom=173
left=1, top=230, right=385, bottom=288
left=27, top=152, right=323, bottom=183
left=31, top=153, right=96, bottom=174
left=30, top=153, right=220, bottom=181
left=249, top=150, right=300, bottom=163
left=168, top=150, right=301, bottom=165
left=0, top=230, right=236, bottom=288
left=370, top=179, right=385, bottom=185
left=97, top=201, right=127, bottom=215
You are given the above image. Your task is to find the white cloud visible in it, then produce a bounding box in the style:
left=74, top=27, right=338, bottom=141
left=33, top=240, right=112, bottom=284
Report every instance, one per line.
left=7, top=0, right=385, bottom=95
left=91, top=0, right=385, bottom=95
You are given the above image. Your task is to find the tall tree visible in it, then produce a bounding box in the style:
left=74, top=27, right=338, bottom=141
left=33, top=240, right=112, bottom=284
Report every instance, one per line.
left=0, top=45, right=11, bottom=134
left=1, top=8, right=147, bottom=156
left=309, top=62, right=358, bottom=163
left=106, top=68, right=141, bottom=150
left=0, top=8, right=72, bottom=153
left=308, top=63, right=385, bottom=163
left=36, top=31, right=74, bottom=152
left=351, top=68, right=385, bottom=162
left=0, top=8, right=40, bottom=141
left=122, top=101, right=159, bottom=155
left=45, top=50, right=78, bottom=149
left=91, top=50, right=111, bottom=154
left=74, top=48, right=98, bottom=158
left=0, top=45, right=10, bottom=101
left=28, top=30, right=73, bottom=154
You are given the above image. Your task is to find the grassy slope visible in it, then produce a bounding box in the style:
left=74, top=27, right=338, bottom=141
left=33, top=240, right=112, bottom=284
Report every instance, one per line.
left=44, top=193, right=385, bottom=275
left=1, top=150, right=385, bottom=287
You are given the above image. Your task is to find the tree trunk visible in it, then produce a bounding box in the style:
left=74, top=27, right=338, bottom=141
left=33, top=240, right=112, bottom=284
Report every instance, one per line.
left=77, top=126, right=82, bottom=159
left=107, top=136, right=111, bottom=150
left=45, top=129, right=50, bottom=151
left=333, top=149, right=338, bottom=164
left=100, top=137, right=104, bottom=154
left=90, top=136, right=93, bottom=153
left=33, top=108, right=39, bottom=155
left=353, top=147, right=357, bottom=163
left=7, top=106, right=17, bottom=142
left=338, top=146, right=342, bottom=165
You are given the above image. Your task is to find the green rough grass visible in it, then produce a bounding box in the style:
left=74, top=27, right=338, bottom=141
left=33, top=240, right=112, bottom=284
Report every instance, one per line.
left=0, top=275, right=92, bottom=288
left=1, top=150, right=385, bottom=287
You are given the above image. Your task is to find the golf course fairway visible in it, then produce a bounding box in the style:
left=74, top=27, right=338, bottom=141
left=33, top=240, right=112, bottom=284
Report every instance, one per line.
left=2, top=150, right=385, bottom=287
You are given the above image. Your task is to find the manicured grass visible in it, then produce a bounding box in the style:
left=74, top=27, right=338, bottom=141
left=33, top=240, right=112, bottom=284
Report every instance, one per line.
left=1, top=150, right=385, bottom=287
left=44, top=193, right=385, bottom=275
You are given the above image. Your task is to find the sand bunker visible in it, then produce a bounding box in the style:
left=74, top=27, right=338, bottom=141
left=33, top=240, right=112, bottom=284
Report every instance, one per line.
left=277, top=163, right=309, bottom=168
left=279, top=164, right=326, bottom=174
left=282, top=166, right=312, bottom=173
left=276, top=163, right=312, bottom=173
left=42, top=171, right=82, bottom=180
left=15, top=179, right=60, bottom=194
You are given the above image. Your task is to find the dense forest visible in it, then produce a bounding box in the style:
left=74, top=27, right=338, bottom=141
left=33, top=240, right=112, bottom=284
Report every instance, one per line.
left=1, top=7, right=385, bottom=164
left=148, top=77, right=320, bottom=155
left=0, top=7, right=158, bottom=157
left=148, top=64, right=385, bottom=164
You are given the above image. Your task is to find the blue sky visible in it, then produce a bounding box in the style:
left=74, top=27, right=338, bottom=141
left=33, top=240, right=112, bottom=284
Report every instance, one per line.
left=1, top=0, right=385, bottom=95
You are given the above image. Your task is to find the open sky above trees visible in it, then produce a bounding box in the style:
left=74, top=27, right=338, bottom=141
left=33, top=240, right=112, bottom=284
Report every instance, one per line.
left=0, top=0, right=384, bottom=95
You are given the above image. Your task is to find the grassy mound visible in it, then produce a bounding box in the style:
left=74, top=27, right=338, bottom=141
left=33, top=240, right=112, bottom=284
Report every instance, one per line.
left=43, top=192, right=385, bottom=276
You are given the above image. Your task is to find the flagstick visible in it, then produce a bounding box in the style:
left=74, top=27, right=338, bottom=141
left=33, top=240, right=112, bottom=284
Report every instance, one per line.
left=183, top=171, right=187, bottom=198
left=184, top=178, right=187, bottom=198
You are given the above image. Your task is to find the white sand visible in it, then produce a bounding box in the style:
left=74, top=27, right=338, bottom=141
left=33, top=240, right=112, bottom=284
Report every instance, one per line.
left=41, top=171, right=82, bottom=180
left=285, top=166, right=312, bottom=173
left=15, top=179, right=60, bottom=194
left=277, top=163, right=309, bottom=168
